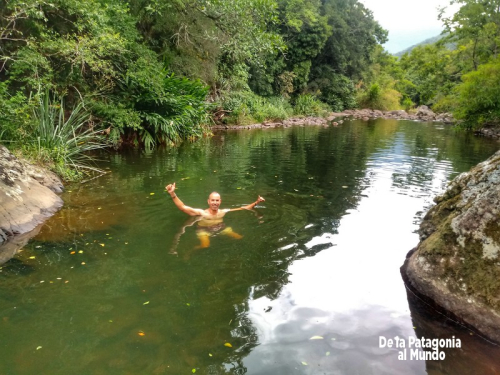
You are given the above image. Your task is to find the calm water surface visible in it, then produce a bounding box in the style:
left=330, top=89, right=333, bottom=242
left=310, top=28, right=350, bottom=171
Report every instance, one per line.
left=1, top=120, right=500, bottom=374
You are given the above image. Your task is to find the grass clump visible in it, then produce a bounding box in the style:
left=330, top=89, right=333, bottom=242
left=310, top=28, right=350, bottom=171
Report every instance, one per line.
left=216, top=91, right=293, bottom=125
left=293, top=94, right=331, bottom=117
left=14, top=91, right=107, bottom=181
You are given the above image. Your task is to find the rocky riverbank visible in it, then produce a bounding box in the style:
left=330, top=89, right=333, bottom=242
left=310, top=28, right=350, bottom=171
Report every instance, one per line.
left=0, top=145, right=63, bottom=251
left=401, top=149, right=500, bottom=344
left=211, top=106, right=454, bottom=130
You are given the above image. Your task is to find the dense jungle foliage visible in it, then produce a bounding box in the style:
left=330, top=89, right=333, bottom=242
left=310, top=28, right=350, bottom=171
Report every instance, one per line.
left=0, top=0, right=499, bottom=179
left=367, top=0, right=500, bottom=129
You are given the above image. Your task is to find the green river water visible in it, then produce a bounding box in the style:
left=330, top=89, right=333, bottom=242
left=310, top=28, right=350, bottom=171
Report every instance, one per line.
left=1, top=119, right=500, bottom=374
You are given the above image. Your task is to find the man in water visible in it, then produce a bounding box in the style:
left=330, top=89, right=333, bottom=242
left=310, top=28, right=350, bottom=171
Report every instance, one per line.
left=165, top=182, right=265, bottom=249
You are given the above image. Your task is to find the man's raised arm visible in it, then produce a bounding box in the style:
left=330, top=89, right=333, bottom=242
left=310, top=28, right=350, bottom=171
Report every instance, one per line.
left=166, top=183, right=203, bottom=216
left=229, top=196, right=265, bottom=212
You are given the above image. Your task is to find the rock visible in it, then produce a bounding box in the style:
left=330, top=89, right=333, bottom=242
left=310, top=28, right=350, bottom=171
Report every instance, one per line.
left=0, top=145, right=63, bottom=245
left=0, top=225, right=42, bottom=265
left=401, top=149, right=500, bottom=343
left=390, top=110, right=407, bottom=116
left=416, top=105, right=435, bottom=118
left=476, top=127, right=500, bottom=138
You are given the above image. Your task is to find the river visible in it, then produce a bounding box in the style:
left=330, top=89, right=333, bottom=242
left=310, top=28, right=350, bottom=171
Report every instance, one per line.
left=1, top=119, right=499, bottom=374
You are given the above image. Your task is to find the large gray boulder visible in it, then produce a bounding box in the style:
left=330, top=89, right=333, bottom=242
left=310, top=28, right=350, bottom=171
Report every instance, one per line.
left=0, top=145, right=63, bottom=244
left=416, top=105, right=435, bottom=118
left=402, top=149, right=500, bottom=343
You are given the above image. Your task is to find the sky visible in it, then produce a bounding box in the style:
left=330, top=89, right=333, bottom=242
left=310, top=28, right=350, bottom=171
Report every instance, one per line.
left=360, top=0, right=460, bottom=54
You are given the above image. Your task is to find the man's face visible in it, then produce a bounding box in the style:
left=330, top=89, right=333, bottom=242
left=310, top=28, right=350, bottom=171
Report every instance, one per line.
left=208, top=193, right=221, bottom=211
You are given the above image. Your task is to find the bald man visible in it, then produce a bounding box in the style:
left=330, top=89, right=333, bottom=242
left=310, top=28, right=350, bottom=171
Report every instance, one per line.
left=165, top=182, right=265, bottom=248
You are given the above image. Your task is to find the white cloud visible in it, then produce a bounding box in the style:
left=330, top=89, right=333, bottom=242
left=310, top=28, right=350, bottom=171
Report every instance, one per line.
left=360, top=0, right=460, bottom=53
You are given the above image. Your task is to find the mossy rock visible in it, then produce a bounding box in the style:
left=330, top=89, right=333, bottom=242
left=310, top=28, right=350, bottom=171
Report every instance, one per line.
left=403, top=149, right=500, bottom=343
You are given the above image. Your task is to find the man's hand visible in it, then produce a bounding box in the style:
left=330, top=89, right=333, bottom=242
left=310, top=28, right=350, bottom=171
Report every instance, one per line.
left=166, top=183, right=176, bottom=195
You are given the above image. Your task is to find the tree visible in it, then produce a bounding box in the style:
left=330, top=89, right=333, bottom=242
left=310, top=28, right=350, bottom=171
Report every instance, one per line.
left=308, top=0, right=387, bottom=109
left=453, top=58, right=500, bottom=128
left=440, top=0, right=500, bottom=71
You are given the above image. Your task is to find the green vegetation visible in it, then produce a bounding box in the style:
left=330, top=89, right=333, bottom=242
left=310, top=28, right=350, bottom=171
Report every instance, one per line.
left=30, top=91, right=107, bottom=181
left=367, top=0, right=500, bottom=128
left=2, top=0, right=499, bottom=180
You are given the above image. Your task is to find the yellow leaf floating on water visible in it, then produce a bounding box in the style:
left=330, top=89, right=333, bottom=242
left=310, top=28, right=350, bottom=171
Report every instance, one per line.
left=150, top=193, right=155, bottom=195
left=143, top=301, right=150, bottom=305
left=70, top=251, right=76, bottom=255
left=100, top=244, right=105, bottom=247
left=138, top=331, right=145, bottom=336
left=209, top=353, right=212, bottom=357
left=224, top=343, right=232, bottom=348
left=36, top=346, right=42, bottom=350
left=29, top=256, right=36, bottom=259
left=309, top=336, right=324, bottom=340
left=192, top=369, right=196, bottom=374
left=78, top=250, right=83, bottom=254
left=236, top=187, right=242, bottom=189
left=301, top=362, right=308, bottom=366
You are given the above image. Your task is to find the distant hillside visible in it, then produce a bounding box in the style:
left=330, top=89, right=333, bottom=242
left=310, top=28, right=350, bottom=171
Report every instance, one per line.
left=394, top=34, right=445, bottom=57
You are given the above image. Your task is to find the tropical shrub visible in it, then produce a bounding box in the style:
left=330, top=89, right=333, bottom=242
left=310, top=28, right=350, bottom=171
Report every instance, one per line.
left=0, top=82, right=33, bottom=143
left=357, top=83, right=401, bottom=110
left=293, top=94, right=331, bottom=117
left=24, top=91, right=107, bottom=180
left=216, top=91, right=293, bottom=124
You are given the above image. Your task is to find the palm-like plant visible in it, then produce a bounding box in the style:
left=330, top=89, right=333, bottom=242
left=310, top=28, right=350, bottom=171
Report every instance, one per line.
left=32, top=91, right=107, bottom=178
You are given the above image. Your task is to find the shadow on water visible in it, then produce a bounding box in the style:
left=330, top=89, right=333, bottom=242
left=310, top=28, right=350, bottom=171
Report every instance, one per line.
left=405, top=285, right=500, bottom=375
left=0, top=120, right=499, bottom=374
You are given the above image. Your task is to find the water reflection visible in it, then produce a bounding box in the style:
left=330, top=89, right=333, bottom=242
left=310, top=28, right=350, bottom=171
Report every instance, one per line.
left=1, top=120, right=499, bottom=374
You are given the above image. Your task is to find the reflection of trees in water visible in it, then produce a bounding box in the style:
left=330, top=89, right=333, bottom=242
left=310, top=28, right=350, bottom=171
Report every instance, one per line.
left=389, top=123, right=499, bottom=195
